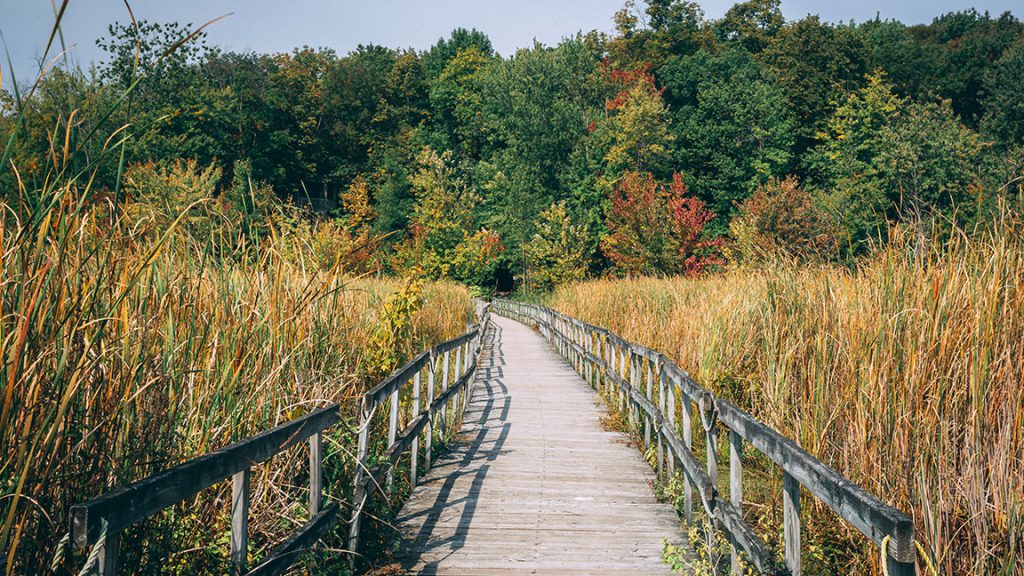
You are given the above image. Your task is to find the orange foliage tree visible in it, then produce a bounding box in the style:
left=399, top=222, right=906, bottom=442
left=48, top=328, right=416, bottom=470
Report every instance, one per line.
left=601, top=171, right=720, bottom=276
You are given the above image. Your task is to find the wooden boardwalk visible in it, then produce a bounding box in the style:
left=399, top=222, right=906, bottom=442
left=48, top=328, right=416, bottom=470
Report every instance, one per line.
left=393, top=315, right=686, bottom=575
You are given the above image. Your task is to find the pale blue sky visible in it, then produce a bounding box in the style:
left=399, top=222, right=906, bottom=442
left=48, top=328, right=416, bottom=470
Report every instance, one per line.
left=2, top=0, right=1021, bottom=90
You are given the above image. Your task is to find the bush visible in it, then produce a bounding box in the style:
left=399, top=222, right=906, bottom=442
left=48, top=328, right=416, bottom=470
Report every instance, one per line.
left=729, top=176, right=838, bottom=263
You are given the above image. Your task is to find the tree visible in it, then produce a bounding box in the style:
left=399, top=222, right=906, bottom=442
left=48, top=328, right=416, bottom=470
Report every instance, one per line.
left=811, top=72, right=988, bottom=250
left=592, top=63, right=674, bottom=189
left=981, top=38, right=1024, bottom=147
left=602, top=172, right=719, bottom=276
left=660, top=48, right=795, bottom=224
left=729, top=176, right=838, bottom=263
left=423, top=28, right=494, bottom=80
left=523, top=202, right=594, bottom=291
left=715, top=0, right=785, bottom=54
left=763, top=16, right=867, bottom=157
left=394, top=148, right=502, bottom=284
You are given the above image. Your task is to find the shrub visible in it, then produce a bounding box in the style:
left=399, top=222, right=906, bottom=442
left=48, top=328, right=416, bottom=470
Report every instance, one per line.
left=729, top=176, right=838, bottom=263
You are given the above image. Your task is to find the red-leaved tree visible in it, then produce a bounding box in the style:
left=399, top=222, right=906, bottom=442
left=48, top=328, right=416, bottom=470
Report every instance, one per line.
left=602, top=171, right=721, bottom=276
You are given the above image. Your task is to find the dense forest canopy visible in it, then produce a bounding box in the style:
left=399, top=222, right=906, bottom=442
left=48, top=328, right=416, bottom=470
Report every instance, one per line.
left=3, top=0, right=1023, bottom=290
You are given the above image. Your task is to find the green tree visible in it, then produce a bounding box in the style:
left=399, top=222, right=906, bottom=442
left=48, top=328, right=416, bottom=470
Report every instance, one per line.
left=981, top=38, right=1024, bottom=147
left=523, top=202, right=594, bottom=291
left=714, top=0, right=785, bottom=54
left=811, top=72, right=988, bottom=250
left=763, top=16, right=867, bottom=157
left=660, top=48, right=795, bottom=224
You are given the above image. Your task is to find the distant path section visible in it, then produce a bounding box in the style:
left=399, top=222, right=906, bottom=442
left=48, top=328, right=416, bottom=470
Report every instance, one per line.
left=393, top=315, right=686, bottom=575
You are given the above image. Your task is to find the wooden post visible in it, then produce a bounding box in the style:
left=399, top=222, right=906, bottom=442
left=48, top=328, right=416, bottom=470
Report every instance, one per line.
left=666, top=373, right=676, bottom=478
left=231, top=469, right=250, bottom=575
left=628, top=352, right=638, bottom=430
left=644, top=357, right=653, bottom=450
left=96, top=532, right=120, bottom=576
left=426, top=359, right=435, bottom=471
left=349, top=403, right=370, bottom=567
left=309, top=432, right=322, bottom=516
left=783, top=471, right=801, bottom=576
left=440, top=351, right=450, bottom=441
left=680, top=392, right=693, bottom=524
left=411, top=369, right=421, bottom=488
left=730, top=430, right=743, bottom=575
left=657, top=364, right=666, bottom=479
left=387, top=388, right=399, bottom=494
left=453, top=345, right=463, bottom=428
left=887, top=557, right=916, bottom=576
left=462, top=341, right=472, bottom=415
left=701, top=393, right=717, bottom=487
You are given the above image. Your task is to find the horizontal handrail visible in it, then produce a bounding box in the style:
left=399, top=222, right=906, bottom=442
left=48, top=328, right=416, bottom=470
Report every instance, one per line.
left=492, top=299, right=917, bottom=576
left=70, top=406, right=340, bottom=548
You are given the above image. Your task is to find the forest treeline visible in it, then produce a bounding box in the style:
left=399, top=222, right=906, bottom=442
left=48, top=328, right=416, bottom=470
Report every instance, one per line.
left=3, top=0, right=1024, bottom=289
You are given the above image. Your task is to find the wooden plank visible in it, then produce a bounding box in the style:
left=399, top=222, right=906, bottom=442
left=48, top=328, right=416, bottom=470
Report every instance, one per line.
left=309, top=432, right=322, bottom=516
left=70, top=406, right=340, bottom=548
left=783, top=471, right=801, bottom=576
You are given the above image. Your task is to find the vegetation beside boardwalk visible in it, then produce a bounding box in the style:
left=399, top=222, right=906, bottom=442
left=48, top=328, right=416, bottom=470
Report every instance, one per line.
left=0, top=136, right=470, bottom=573
left=550, top=220, right=1024, bottom=575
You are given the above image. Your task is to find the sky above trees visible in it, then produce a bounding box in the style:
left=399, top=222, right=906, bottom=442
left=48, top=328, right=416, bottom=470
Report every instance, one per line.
left=3, top=0, right=1022, bottom=89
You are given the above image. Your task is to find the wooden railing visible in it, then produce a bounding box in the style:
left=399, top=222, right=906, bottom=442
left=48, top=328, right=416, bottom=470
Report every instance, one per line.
left=67, top=305, right=491, bottom=575
left=492, top=300, right=917, bottom=576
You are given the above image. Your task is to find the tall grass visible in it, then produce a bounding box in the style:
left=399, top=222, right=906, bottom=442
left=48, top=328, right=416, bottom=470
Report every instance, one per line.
left=550, top=222, right=1023, bottom=575
left=0, top=184, right=470, bottom=573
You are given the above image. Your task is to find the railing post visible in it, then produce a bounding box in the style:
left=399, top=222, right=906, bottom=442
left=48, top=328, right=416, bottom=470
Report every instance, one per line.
left=783, top=471, right=801, bottom=576
left=387, top=387, right=399, bottom=495
left=95, top=532, right=120, bottom=576
left=730, top=430, right=742, bottom=575
left=453, top=345, right=463, bottom=429
left=461, top=340, right=472, bottom=416
left=426, top=356, right=436, bottom=472
left=657, top=362, right=666, bottom=479
left=411, top=369, right=421, bottom=488
left=644, top=356, right=653, bottom=450
left=700, top=393, right=718, bottom=487
left=349, top=402, right=370, bottom=568
left=231, top=468, right=250, bottom=576
left=628, top=351, right=638, bottom=430
left=666, top=371, right=676, bottom=478
left=309, top=432, right=322, bottom=516
left=680, top=390, right=693, bottom=524
left=440, top=350, right=450, bottom=441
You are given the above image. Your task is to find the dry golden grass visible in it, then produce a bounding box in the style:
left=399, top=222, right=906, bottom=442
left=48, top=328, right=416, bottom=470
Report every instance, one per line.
left=0, top=189, right=471, bottom=573
left=549, top=225, right=1023, bottom=575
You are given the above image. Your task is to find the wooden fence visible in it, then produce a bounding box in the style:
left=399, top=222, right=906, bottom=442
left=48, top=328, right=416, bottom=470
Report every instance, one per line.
left=492, top=300, right=917, bottom=576
left=67, top=305, right=491, bottom=575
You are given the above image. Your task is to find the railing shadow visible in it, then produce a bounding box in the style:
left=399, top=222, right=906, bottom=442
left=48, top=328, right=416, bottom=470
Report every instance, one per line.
left=396, top=322, right=512, bottom=573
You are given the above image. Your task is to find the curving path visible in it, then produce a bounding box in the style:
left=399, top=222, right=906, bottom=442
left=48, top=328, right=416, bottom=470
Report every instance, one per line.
left=392, top=315, right=688, bottom=575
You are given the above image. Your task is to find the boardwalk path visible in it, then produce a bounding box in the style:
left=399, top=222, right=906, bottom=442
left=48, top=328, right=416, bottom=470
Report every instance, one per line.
left=393, top=315, right=686, bottom=575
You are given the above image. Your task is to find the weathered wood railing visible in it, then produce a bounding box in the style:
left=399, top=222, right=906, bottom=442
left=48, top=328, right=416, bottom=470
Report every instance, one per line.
left=493, top=300, right=917, bottom=576
left=67, top=304, right=490, bottom=575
